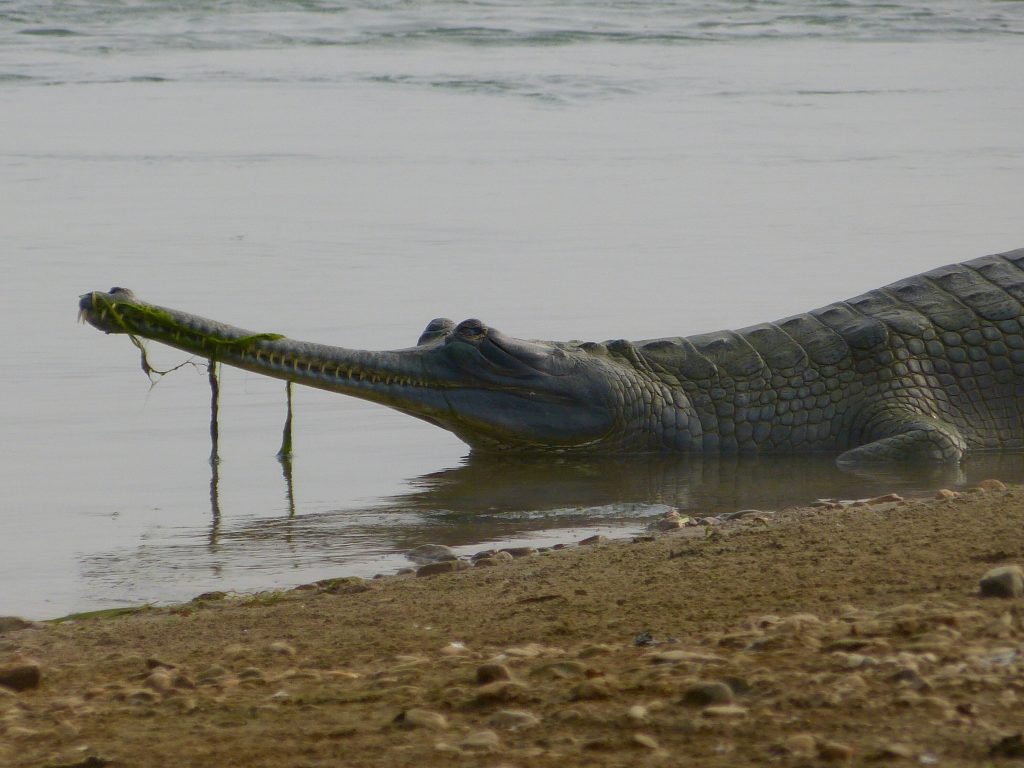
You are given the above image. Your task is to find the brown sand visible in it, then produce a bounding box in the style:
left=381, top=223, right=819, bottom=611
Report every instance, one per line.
left=2, top=484, right=1024, bottom=767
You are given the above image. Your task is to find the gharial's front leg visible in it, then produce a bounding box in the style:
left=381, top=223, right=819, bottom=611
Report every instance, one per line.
left=837, top=409, right=967, bottom=466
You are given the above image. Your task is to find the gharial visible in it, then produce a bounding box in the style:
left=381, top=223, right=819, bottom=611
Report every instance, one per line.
left=80, top=247, right=1024, bottom=465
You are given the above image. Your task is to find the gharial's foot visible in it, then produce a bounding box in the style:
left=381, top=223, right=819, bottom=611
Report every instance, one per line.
left=837, top=415, right=966, bottom=467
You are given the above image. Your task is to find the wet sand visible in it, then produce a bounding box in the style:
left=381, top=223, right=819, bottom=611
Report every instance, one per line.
left=2, top=483, right=1023, bottom=767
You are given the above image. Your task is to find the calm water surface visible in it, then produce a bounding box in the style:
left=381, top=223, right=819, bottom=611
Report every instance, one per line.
left=2, top=1, right=1023, bottom=619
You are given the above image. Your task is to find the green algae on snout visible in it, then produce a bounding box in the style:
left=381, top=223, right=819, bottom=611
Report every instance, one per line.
left=90, top=292, right=285, bottom=362
left=89, top=292, right=297, bottom=459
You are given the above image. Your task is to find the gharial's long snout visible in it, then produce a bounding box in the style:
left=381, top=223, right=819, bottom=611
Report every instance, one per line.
left=77, top=287, right=623, bottom=452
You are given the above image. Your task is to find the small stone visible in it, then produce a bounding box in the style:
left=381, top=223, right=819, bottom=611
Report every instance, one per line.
left=0, top=617, right=36, bottom=635
left=978, top=478, right=1007, bottom=492
left=222, top=644, right=250, bottom=660
left=818, top=741, right=855, bottom=761
left=870, top=743, right=916, bottom=760
left=0, top=659, right=41, bottom=692
left=440, top=641, right=469, bottom=656
left=784, top=733, right=818, bottom=758
left=701, top=704, right=747, bottom=718
left=488, top=709, right=540, bottom=729
left=191, top=590, right=227, bottom=603
left=476, top=663, right=513, bottom=685
left=416, top=560, right=470, bottom=577
left=650, top=649, right=724, bottom=664
left=143, top=669, right=174, bottom=694
left=626, top=704, right=648, bottom=722
left=503, top=643, right=548, bottom=658
left=934, top=488, right=959, bottom=501
left=126, top=688, right=159, bottom=704
left=500, top=547, right=537, bottom=558
left=530, top=660, right=586, bottom=680
left=979, top=565, right=1024, bottom=598
left=578, top=644, right=616, bottom=658
left=867, top=493, right=903, bottom=505
left=570, top=679, right=613, bottom=701
left=648, top=510, right=690, bottom=531
left=473, top=681, right=529, bottom=705
left=269, top=641, right=297, bottom=657
left=989, top=733, right=1024, bottom=758
left=461, top=729, right=501, bottom=751
left=492, top=551, right=514, bottom=563
left=579, top=535, right=607, bottom=546
left=398, top=708, right=448, bottom=730
left=406, top=544, right=458, bottom=564
left=632, top=733, right=661, bottom=749
left=681, top=681, right=734, bottom=707
left=197, top=664, right=229, bottom=683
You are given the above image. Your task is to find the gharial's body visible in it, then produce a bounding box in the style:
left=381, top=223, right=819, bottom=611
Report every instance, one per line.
left=80, top=247, right=1024, bottom=464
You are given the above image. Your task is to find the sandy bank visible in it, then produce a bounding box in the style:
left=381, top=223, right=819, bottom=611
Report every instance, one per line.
left=2, top=484, right=1023, bottom=767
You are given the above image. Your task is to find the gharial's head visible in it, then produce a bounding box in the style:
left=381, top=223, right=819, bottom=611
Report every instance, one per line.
left=404, top=316, right=632, bottom=451
left=78, top=288, right=681, bottom=453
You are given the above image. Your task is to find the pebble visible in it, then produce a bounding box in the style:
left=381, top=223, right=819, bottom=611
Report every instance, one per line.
left=126, top=688, right=159, bottom=704
left=406, top=544, right=458, bottom=564
left=500, top=547, right=537, bottom=558
left=143, top=669, right=174, bottom=694
left=934, top=488, right=960, bottom=501
left=871, top=743, right=916, bottom=760
left=416, top=560, right=469, bottom=577
left=0, top=617, right=36, bottom=635
left=648, top=510, right=689, bottom=531
left=579, top=535, right=607, bottom=546
left=461, top=729, right=501, bottom=751
left=979, top=565, right=1024, bottom=598
left=398, top=708, right=448, bottom=730
left=700, top=704, right=747, bottom=718
left=818, top=741, right=855, bottom=761
left=681, top=681, right=734, bottom=707
left=626, top=704, right=649, bottom=722
left=978, top=478, right=1008, bottom=492
left=719, top=509, right=768, bottom=521
left=530, top=660, right=586, bottom=680
left=632, top=733, right=661, bottom=750
left=440, top=641, right=469, bottom=656
left=649, top=649, right=724, bottom=664
left=476, top=663, right=513, bottom=685
left=269, top=641, right=297, bottom=657
left=0, top=658, right=41, bottom=692
left=989, top=733, right=1024, bottom=758
left=570, top=679, right=613, bottom=701
left=488, top=709, right=541, bottom=729
left=196, top=665, right=229, bottom=683
left=473, top=681, right=529, bottom=705
left=503, top=643, right=550, bottom=658
left=578, top=644, right=616, bottom=658
left=783, top=733, right=818, bottom=758
left=222, top=644, right=250, bottom=660
left=867, top=493, right=903, bottom=505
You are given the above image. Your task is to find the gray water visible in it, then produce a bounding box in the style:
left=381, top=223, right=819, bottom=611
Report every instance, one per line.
left=2, top=1, right=1023, bottom=620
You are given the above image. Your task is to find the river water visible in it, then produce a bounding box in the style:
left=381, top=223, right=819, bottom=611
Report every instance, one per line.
left=2, top=1, right=1023, bottom=619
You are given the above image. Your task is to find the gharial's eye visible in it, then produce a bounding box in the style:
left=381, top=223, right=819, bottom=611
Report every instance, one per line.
left=455, top=319, right=487, bottom=340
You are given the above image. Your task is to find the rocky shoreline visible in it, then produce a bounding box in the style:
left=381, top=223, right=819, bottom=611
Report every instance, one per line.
left=2, top=483, right=1023, bottom=767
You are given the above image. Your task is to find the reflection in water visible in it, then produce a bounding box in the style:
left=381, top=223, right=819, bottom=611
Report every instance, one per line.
left=206, top=450, right=1020, bottom=552
left=87, top=450, right=1024, bottom=607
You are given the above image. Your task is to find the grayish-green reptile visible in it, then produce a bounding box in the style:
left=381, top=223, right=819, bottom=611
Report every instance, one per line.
left=80, top=247, right=1024, bottom=464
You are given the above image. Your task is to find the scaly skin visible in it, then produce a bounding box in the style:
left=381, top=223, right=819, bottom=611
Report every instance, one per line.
left=79, top=247, right=1024, bottom=463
